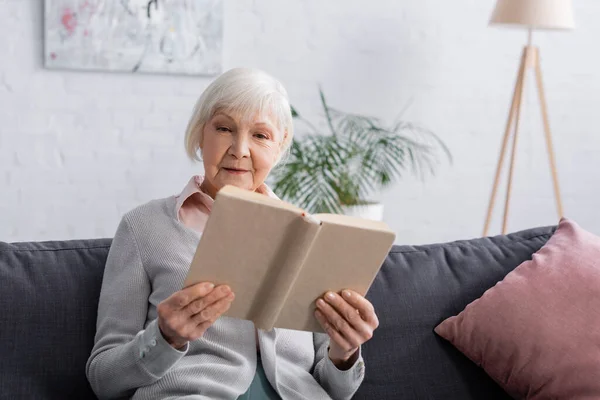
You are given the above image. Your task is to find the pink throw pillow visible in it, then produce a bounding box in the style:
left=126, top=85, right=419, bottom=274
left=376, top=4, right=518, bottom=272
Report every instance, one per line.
left=435, top=218, right=600, bottom=399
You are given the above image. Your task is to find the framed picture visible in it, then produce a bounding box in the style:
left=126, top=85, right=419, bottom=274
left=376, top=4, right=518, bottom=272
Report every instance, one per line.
left=44, top=0, right=223, bottom=76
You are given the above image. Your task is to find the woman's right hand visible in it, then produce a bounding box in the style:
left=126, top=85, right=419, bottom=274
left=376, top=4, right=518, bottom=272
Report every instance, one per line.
left=157, top=282, right=235, bottom=349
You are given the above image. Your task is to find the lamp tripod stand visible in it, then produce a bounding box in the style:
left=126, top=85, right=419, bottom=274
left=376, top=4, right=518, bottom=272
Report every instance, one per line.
left=483, top=31, right=564, bottom=236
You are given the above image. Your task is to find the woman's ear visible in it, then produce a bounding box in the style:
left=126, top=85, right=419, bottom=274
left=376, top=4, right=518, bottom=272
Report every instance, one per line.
left=273, top=147, right=284, bottom=166
left=277, top=130, right=288, bottom=153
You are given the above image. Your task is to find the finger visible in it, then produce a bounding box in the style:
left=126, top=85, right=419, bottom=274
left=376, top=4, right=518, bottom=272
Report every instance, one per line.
left=168, top=282, right=216, bottom=310
left=179, top=317, right=215, bottom=343
left=316, top=298, right=364, bottom=349
left=191, top=319, right=214, bottom=339
left=314, top=309, right=353, bottom=352
left=323, top=292, right=374, bottom=340
left=192, top=292, right=235, bottom=325
left=185, top=285, right=232, bottom=317
left=339, top=290, right=379, bottom=327
left=255, top=183, right=269, bottom=195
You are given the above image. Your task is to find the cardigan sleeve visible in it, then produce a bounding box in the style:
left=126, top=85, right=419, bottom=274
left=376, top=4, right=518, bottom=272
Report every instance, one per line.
left=85, top=215, right=188, bottom=400
left=311, top=332, right=365, bottom=400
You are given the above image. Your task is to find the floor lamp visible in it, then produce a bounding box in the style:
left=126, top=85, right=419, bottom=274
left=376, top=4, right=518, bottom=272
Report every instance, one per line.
left=483, top=0, right=575, bottom=236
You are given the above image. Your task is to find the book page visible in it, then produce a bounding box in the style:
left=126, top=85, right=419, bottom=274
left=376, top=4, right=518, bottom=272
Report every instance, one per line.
left=314, top=213, right=391, bottom=231
left=274, top=220, right=396, bottom=332
left=220, top=185, right=305, bottom=214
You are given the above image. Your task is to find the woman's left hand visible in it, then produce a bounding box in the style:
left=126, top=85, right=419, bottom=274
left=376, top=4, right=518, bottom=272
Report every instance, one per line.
left=314, top=289, right=379, bottom=370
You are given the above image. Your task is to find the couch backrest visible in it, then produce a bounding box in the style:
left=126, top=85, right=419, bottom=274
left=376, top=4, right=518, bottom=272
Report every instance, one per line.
left=353, top=225, right=556, bottom=400
left=0, top=226, right=555, bottom=399
left=0, top=239, right=111, bottom=399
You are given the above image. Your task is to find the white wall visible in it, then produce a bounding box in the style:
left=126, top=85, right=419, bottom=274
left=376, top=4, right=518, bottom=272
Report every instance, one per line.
left=1, top=0, right=599, bottom=244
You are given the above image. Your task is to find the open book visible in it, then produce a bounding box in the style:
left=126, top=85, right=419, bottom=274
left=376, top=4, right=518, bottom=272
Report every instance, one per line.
left=183, top=185, right=396, bottom=332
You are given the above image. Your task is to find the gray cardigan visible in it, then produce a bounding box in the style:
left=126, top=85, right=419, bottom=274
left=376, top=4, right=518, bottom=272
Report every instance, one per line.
left=86, top=196, right=365, bottom=400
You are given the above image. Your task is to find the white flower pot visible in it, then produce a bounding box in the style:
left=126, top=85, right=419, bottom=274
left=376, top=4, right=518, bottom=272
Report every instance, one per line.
left=341, top=202, right=384, bottom=222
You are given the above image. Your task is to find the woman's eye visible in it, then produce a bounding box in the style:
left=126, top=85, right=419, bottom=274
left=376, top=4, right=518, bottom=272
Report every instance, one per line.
left=216, top=126, right=231, bottom=132
left=254, top=133, right=268, bottom=140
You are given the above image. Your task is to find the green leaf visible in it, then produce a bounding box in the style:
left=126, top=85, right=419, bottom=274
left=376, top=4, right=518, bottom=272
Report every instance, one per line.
left=271, top=88, right=452, bottom=210
left=319, top=87, right=337, bottom=137
left=290, top=105, right=300, bottom=118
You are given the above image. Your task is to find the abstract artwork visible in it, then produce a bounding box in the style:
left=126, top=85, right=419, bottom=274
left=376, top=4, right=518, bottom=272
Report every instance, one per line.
left=44, top=0, right=223, bottom=75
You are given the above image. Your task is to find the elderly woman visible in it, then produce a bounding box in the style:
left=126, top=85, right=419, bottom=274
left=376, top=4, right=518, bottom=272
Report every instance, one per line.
left=86, top=68, right=380, bottom=400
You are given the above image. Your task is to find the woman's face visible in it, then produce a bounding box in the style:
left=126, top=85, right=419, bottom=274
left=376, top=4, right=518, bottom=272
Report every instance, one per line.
left=199, top=111, right=283, bottom=198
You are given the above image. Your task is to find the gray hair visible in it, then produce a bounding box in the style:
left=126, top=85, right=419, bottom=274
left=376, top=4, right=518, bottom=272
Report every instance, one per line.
left=184, top=68, right=294, bottom=163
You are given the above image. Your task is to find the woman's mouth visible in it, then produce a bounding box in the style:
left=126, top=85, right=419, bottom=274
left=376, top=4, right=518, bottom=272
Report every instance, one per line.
left=223, top=168, right=249, bottom=175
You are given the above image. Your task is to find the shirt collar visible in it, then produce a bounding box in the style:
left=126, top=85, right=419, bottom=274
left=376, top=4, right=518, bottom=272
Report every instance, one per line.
left=175, top=176, right=214, bottom=218
left=175, top=175, right=279, bottom=217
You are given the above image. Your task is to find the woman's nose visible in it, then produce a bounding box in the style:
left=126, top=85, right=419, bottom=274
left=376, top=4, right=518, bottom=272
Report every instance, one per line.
left=228, top=134, right=251, bottom=159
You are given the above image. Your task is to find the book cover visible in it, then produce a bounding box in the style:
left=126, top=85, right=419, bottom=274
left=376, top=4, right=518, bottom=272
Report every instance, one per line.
left=184, top=185, right=396, bottom=332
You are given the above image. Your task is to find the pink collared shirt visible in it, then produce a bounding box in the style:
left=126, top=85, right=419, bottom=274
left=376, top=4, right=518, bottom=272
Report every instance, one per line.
left=175, top=175, right=279, bottom=233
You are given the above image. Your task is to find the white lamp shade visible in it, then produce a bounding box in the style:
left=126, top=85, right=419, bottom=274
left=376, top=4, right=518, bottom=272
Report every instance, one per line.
left=490, top=0, right=575, bottom=30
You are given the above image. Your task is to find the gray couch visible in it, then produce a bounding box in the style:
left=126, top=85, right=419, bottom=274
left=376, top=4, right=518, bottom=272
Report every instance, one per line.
left=0, top=225, right=556, bottom=399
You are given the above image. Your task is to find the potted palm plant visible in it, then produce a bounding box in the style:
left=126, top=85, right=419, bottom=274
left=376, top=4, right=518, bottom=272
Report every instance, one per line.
left=270, top=89, right=452, bottom=220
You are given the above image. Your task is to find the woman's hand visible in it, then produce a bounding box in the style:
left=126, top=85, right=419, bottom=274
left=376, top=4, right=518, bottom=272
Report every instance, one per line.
left=157, top=282, right=235, bottom=349
left=314, top=289, right=379, bottom=370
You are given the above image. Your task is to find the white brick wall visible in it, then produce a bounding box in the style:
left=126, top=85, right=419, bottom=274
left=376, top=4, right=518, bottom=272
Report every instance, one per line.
left=1, top=0, right=599, bottom=244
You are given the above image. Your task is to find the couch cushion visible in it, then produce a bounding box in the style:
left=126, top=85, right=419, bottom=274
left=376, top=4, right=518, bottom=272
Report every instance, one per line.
left=435, top=218, right=600, bottom=398
left=354, top=225, right=556, bottom=400
left=0, top=239, right=111, bottom=400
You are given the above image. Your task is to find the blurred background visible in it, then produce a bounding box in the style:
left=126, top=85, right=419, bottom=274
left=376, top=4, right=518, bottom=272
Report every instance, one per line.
left=1, top=0, right=598, bottom=244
